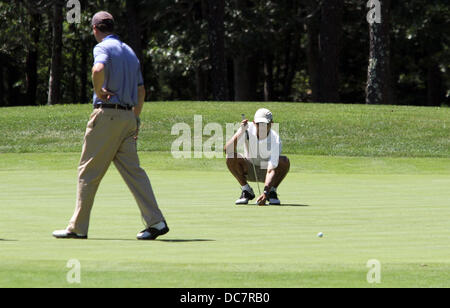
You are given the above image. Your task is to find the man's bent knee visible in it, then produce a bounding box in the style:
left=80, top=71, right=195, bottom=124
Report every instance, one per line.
left=226, top=157, right=239, bottom=165
left=278, top=156, right=290, bottom=172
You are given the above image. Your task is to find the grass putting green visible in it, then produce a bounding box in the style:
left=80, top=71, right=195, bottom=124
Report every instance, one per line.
left=0, top=152, right=449, bottom=288
left=0, top=102, right=448, bottom=287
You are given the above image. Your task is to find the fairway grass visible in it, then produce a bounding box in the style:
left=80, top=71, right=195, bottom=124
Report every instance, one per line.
left=0, top=152, right=449, bottom=288
left=1, top=102, right=449, bottom=157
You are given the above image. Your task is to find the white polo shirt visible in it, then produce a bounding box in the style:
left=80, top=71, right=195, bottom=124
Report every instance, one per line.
left=236, top=122, right=282, bottom=170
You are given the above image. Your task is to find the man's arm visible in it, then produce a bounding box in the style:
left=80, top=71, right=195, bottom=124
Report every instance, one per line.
left=224, top=132, right=239, bottom=158
left=92, top=63, right=114, bottom=101
left=256, top=132, right=280, bottom=205
left=264, top=169, right=276, bottom=187
left=224, top=120, right=248, bottom=158
left=265, top=132, right=280, bottom=188
left=134, top=85, right=146, bottom=118
left=263, top=153, right=279, bottom=188
left=255, top=169, right=276, bottom=205
left=131, top=85, right=146, bottom=140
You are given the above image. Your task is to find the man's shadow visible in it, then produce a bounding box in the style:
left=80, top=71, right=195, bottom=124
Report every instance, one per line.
left=274, top=204, right=310, bottom=207
left=89, top=238, right=215, bottom=243
left=158, top=239, right=215, bottom=243
left=245, top=204, right=310, bottom=207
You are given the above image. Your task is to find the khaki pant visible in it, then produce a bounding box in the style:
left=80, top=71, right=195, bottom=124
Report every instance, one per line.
left=68, top=108, right=164, bottom=235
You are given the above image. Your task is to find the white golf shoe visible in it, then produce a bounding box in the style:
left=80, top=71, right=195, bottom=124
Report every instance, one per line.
left=52, top=229, right=87, bottom=239
left=235, top=188, right=256, bottom=205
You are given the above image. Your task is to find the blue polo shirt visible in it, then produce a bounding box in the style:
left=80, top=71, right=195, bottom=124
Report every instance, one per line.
left=93, top=35, right=144, bottom=107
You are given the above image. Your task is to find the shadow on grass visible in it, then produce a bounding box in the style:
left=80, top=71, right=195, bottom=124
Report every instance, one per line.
left=89, top=238, right=138, bottom=241
left=244, top=204, right=310, bottom=207
left=89, top=238, right=215, bottom=243
left=274, top=204, right=310, bottom=207
left=158, top=239, right=215, bottom=243
left=0, top=239, right=18, bottom=241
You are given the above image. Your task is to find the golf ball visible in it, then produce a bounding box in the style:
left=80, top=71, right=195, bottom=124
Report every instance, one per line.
left=317, top=232, right=324, bottom=238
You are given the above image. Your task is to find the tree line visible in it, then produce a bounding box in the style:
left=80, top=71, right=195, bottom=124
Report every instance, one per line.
left=0, top=0, right=448, bottom=107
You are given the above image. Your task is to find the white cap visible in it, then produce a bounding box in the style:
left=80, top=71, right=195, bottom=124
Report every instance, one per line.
left=254, top=108, right=273, bottom=124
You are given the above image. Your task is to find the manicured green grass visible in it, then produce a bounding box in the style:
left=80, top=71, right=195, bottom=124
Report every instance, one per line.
left=0, top=152, right=449, bottom=288
left=0, top=102, right=449, bottom=157
left=0, top=102, right=449, bottom=288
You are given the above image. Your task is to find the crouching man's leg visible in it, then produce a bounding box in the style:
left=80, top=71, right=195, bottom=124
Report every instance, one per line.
left=272, top=156, right=290, bottom=189
left=226, top=155, right=256, bottom=205
left=257, top=156, right=290, bottom=206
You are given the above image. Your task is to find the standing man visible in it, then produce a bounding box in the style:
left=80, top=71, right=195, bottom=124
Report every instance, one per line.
left=53, top=11, right=169, bottom=240
left=225, top=109, right=290, bottom=206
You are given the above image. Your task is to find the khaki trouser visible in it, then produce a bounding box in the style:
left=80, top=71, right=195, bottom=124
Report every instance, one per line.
left=68, top=108, right=164, bottom=235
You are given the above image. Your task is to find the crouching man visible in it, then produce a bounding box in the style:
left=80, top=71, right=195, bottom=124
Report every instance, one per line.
left=224, top=108, right=290, bottom=206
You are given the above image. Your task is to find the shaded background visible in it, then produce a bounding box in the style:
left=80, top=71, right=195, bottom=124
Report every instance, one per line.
left=0, top=0, right=448, bottom=107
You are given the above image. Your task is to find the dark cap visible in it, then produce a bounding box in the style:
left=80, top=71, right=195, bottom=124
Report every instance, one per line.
left=91, top=11, right=114, bottom=27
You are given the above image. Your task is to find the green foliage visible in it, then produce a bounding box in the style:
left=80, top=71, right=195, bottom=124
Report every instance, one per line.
left=391, top=0, right=450, bottom=105
left=0, top=1, right=448, bottom=105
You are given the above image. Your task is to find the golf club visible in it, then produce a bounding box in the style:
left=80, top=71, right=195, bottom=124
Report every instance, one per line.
left=242, top=114, right=262, bottom=197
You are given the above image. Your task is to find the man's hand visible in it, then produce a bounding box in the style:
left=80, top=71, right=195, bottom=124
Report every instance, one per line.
left=96, top=88, right=115, bottom=102
left=92, top=63, right=114, bottom=102
left=256, top=193, right=267, bottom=206
left=224, top=118, right=249, bottom=156
left=134, top=116, right=141, bottom=141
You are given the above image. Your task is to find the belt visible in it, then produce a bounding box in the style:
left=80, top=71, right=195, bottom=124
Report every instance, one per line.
left=94, top=104, right=133, bottom=111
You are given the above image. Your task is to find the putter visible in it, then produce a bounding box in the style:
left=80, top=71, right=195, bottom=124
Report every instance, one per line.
left=242, top=114, right=262, bottom=197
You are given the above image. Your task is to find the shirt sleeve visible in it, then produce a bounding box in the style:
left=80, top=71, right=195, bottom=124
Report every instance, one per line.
left=93, top=46, right=109, bottom=65
left=137, top=66, right=144, bottom=86
left=267, top=132, right=281, bottom=170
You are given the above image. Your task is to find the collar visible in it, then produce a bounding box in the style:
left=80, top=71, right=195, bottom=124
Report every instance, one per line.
left=103, top=34, right=119, bottom=41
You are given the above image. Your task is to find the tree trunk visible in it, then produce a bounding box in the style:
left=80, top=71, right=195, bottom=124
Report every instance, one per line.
left=195, top=65, right=208, bottom=101
left=233, top=55, right=251, bottom=101
left=427, top=61, right=442, bottom=107
left=7, top=65, right=17, bottom=107
left=26, top=13, right=41, bottom=105
left=206, top=0, right=228, bottom=101
left=233, top=54, right=259, bottom=102
left=79, top=0, right=88, bottom=104
left=283, top=32, right=301, bottom=101
left=0, top=57, right=4, bottom=106
left=264, top=53, right=274, bottom=102
left=306, top=6, right=320, bottom=102
left=80, top=37, right=88, bottom=104
left=126, top=0, right=144, bottom=65
left=70, top=46, right=79, bottom=104
left=282, top=32, right=292, bottom=100
left=366, top=0, right=392, bottom=105
left=47, top=1, right=63, bottom=105
left=318, top=0, right=343, bottom=103
left=248, top=55, right=259, bottom=101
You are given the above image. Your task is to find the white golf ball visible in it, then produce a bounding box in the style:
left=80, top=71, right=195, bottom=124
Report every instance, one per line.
left=317, top=232, right=324, bottom=238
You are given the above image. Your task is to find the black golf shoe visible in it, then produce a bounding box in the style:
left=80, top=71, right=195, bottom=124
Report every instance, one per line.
left=137, top=221, right=170, bottom=240
left=53, top=230, right=88, bottom=239
left=235, top=188, right=256, bottom=205
left=268, top=190, right=281, bottom=205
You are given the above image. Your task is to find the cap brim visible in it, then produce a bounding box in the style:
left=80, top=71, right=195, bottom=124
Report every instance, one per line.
left=254, top=118, right=270, bottom=124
